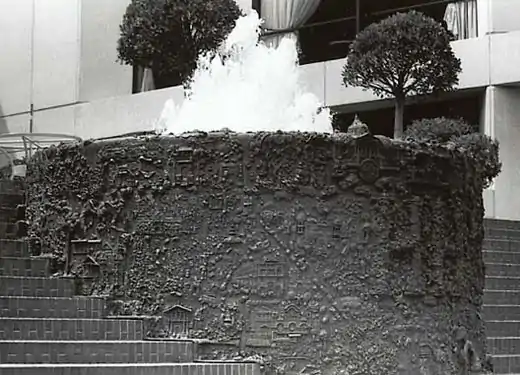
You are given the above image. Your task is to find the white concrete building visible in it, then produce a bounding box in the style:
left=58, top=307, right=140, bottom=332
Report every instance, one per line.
left=0, top=0, right=518, bottom=219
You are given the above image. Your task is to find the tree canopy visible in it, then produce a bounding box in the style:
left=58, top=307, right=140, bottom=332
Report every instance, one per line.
left=117, top=0, right=242, bottom=88
left=342, top=11, right=462, bottom=138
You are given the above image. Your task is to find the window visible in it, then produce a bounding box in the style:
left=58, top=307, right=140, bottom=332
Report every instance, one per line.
left=332, top=90, right=484, bottom=137
left=259, top=0, right=479, bottom=65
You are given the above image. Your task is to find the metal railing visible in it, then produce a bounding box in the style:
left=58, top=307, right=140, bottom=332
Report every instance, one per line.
left=0, top=133, right=82, bottom=179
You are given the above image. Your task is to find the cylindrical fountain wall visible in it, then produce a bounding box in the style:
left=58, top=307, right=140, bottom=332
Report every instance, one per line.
left=26, top=130, right=487, bottom=374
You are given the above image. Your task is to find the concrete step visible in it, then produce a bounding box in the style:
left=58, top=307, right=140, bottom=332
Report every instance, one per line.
left=0, top=296, right=105, bottom=318
left=486, top=263, right=520, bottom=277
left=0, top=257, right=48, bottom=277
left=486, top=276, right=520, bottom=290
left=484, top=251, right=520, bottom=264
left=484, top=305, right=520, bottom=321
left=483, top=239, right=520, bottom=252
left=487, top=321, right=520, bottom=338
left=0, top=362, right=260, bottom=375
left=0, top=276, right=74, bottom=297
left=488, top=337, right=520, bottom=355
left=490, top=354, right=520, bottom=374
left=0, top=239, right=29, bottom=257
left=0, top=340, right=194, bottom=364
left=0, top=317, right=144, bottom=340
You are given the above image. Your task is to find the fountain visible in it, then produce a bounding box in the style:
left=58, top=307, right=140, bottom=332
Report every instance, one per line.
left=155, top=11, right=332, bottom=135
left=24, top=10, right=495, bottom=375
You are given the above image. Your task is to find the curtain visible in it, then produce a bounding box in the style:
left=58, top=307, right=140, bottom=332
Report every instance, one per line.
left=135, top=66, right=155, bottom=93
left=261, top=0, right=321, bottom=48
left=444, top=0, right=478, bottom=40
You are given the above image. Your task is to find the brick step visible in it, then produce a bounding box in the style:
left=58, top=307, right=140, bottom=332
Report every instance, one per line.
left=0, top=239, right=29, bottom=257
left=486, top=276, right=520, bottom=290
left=0, top=276, right=74, bottom=297
left=486, top=228, right=520, bottom=241
left=487, top=321, right=520, bottom=338
left=0, top=180, right=25, bottom=194
left=486, top=263, right=520, bottom=277
left=0, top=257, right=48, bottom=277
left=484, top=251, right=520, bottom=264
left=488, top=337, right=520, bottom=355
left=0, top=221, right=19, bottom=238
left=0, top=340, right=194, bottom=364
left=484, top=290, right=520, bottom=305
left=0, top=207, right=20, bottom=222
left=484, top=226, right=520, bottom=241
left=485, top=219, right=520, bottom=231
left=0, top=193, right=25, bottom=208
left=483, top=239, right=520, bottom=252
left=489, top=354, right=520, bottom=374
left=484, top=305, right=520, bottom=321
left=0, top=362, right=259, bottom=375
left=0, top=296, right=105, bottom=318
left=0, top=317, right=144, bottom=340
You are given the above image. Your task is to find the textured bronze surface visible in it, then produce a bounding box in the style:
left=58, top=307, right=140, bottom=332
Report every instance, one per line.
left=25, top=131, right=488, bottom=374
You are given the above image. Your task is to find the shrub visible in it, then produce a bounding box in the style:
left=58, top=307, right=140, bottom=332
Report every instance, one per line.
left=405, top=117, right=501, bottom=188
left=404, top=117, right=475, bottom=142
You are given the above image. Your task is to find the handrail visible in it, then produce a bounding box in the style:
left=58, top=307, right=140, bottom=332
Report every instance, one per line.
left=0, top=132, right=82, bottom=163
left=0, top=146, right=14, bottom=179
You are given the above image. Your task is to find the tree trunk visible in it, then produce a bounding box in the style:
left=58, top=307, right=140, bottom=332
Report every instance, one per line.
left=394, top=96, right=405, bottom=139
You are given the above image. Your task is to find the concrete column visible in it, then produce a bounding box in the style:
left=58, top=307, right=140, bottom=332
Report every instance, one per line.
left=488, top=86, right=520, bottom=220
left=481, top=85, right=496, bottom=218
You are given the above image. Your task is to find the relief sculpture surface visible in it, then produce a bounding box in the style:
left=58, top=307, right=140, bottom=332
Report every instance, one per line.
left=25, top=130, right=490, bottom=375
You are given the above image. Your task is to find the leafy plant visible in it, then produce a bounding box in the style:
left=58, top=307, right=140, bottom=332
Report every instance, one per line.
left=453, top=132, right=501, bottom=189
left=404, top=117, right=501, bottom=188
left=342, top=11, right=462, bottom=138
left=404, top=117, right=475, bottom=142
left=117, top=0, right=242, bottom=88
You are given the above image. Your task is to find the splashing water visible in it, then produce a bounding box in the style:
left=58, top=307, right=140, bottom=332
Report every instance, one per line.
left=155, top=10, right=332, bottom=135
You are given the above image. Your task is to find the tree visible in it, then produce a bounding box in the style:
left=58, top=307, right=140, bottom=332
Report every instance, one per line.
left=117, top=0, right=242, bottom=89
left=342, top=11, right=462, bottom=138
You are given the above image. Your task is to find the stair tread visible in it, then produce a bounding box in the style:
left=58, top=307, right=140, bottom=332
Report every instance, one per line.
left=486, top=262, right=520, bottom=266
left=484, top=289, right=520, bottom=292
left=0, top=339, right=193, bottom=344
left=0, top=317, right=138, bottom=322
left=487, top=276, right=520, bottom=279
left=0, top=295, right=103, bottom=300
left=0, top=363, right=229, bottom=367
left=484, top=250, right=520, bottom=254
left=487, top=320, right=520, bottom=322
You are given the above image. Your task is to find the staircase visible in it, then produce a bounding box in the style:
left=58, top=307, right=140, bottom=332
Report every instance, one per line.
left=0, top=180, right=259, bottom=375
left=484, top=219, right=520, bottom=374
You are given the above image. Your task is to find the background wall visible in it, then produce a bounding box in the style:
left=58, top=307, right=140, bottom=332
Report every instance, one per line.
left=488, top=0, right=520, bottom=34
left=79, top=0, right=132, bottom=102
left=0, top=0, right=33, bottom=120
left=0, top=0, right=132, bottom=130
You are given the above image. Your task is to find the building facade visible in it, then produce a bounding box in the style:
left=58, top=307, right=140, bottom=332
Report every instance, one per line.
left=0, top=0, right=518, bottom=219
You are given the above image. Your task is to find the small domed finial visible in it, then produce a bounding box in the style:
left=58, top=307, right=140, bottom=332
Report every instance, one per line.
left=347, top=115, right=370, bottom=138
